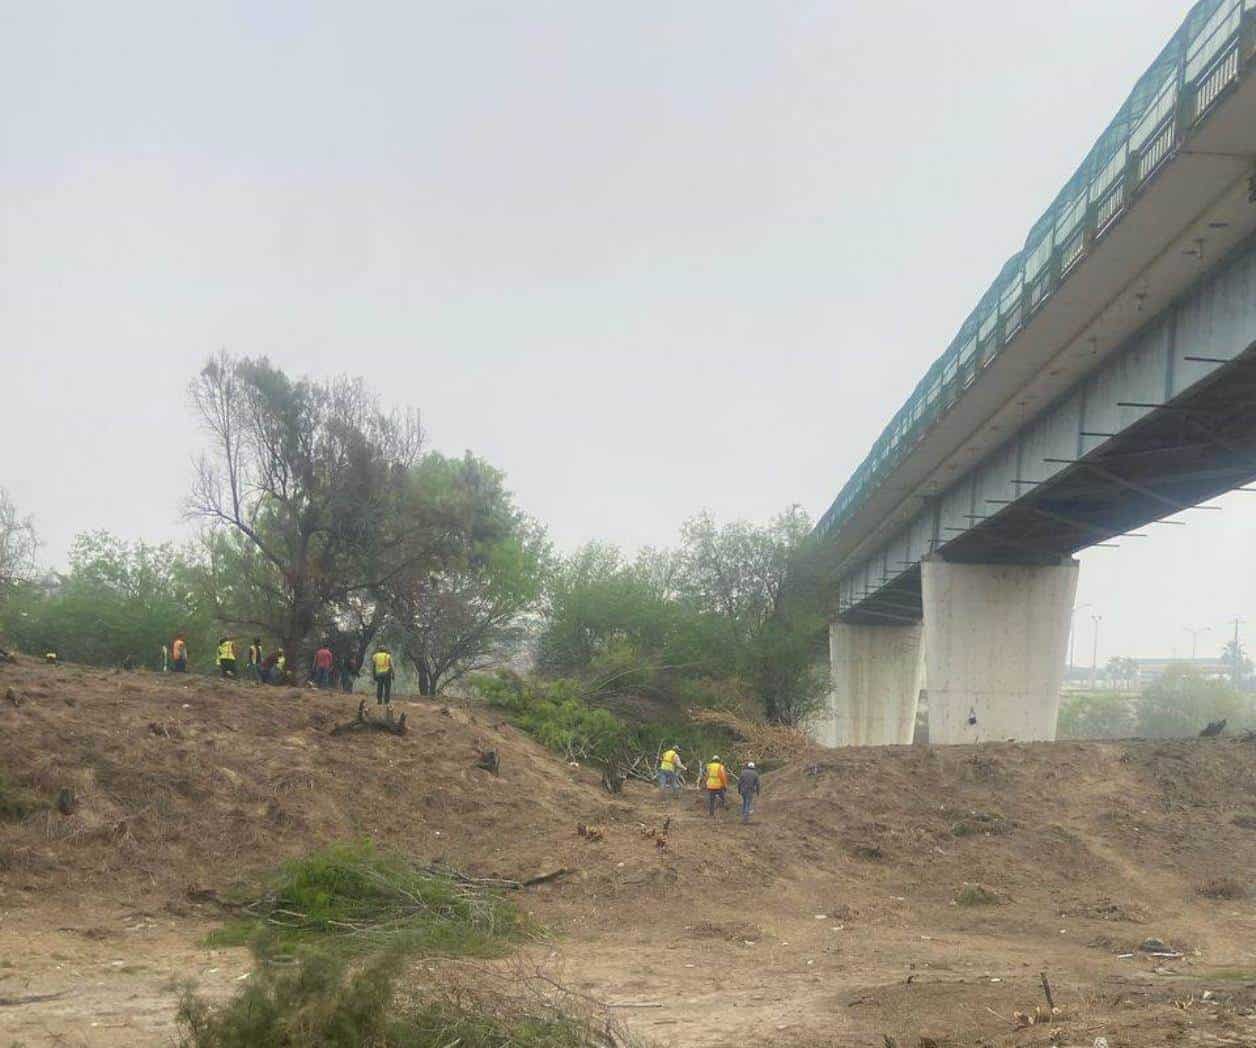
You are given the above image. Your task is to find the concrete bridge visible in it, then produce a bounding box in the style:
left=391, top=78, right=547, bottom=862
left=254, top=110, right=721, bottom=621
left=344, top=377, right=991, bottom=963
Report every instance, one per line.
left=811, top=0, right=1256, bottom=747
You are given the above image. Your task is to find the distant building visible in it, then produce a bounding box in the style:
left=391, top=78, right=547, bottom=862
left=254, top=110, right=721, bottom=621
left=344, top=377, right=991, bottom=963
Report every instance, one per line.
left=1131, top=657, right=1228, bottom=684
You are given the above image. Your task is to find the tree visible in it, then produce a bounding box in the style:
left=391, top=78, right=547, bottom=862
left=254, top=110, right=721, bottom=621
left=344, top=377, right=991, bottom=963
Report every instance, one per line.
left=536, top=505, right=826, bottom=725
left=2, top=531, right=214, bottom=668
left=381, top=452, right=548, bottom=695
left=1221, top=638, right=1253, bottom=690
left=1134, top=666, right=1252, bottom=738
left=187, top=354, right=423, bottom=674
left=0, top=488, right=39, bottom=600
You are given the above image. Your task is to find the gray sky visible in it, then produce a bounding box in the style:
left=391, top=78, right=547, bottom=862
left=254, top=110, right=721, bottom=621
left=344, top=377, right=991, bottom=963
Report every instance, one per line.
left=3, top=0, right=1250, bottom=663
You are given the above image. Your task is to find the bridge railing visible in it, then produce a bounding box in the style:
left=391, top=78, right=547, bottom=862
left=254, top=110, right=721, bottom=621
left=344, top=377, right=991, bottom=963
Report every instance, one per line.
left=817, top=0, right=1252, bottom=543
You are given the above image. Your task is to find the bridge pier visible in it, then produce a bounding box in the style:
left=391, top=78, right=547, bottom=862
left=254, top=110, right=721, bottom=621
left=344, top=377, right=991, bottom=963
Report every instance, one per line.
left=813, top=622, right=924, bottom=747
left=920, top=556, right=1078, bottom=745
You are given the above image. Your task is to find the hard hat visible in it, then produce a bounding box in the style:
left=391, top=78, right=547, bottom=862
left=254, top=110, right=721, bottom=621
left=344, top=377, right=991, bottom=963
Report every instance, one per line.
left=712, top=755, right=720, bottom=761
left=747, top=761, right=755, bottom=768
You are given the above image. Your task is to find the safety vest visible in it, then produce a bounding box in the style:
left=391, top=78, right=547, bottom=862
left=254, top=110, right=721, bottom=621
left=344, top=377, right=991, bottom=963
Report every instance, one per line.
left=217, top=640, right=236, bottom=662
left=660, top=749, right=678, bottom=772
left=276, top=653, right=286, bottom=670
left=705, top=762, right=727, bottom=790
left=372, top=651, right=392, bottom=674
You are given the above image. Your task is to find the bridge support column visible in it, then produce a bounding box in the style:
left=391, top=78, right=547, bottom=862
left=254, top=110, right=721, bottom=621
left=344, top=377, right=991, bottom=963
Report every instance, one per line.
left=812, top=622, right=924, bottom=747
left=921, top=556, right=1078, bottom=744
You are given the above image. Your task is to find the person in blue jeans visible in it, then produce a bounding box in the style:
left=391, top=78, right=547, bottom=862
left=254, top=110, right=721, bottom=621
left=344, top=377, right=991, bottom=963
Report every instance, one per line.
left=737, top=761, right=761, bottom=823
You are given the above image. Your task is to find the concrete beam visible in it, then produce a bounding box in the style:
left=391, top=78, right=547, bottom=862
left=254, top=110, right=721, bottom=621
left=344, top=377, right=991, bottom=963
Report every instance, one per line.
left=811, top=622, right=924, bottom=747
left=921, top=556, right=1078, bottom=744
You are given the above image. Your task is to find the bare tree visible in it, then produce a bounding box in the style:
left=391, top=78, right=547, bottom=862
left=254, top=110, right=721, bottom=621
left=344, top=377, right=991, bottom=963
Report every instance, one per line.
left=187, top=353, right=423, bottom=673
left=0, top=487, right=39, bottom=597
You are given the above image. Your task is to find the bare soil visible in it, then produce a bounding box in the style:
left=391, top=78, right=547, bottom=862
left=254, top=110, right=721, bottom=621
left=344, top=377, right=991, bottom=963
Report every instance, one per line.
left=4, top=658, right=1256, bottom=1046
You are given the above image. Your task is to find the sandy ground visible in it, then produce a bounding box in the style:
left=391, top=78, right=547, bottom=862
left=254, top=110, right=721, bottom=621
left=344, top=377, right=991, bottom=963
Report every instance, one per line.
left=5, top=659, right=1256, bottom=1046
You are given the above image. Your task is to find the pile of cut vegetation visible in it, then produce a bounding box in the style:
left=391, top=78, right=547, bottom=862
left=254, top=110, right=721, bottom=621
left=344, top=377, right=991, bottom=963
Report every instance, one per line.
left=181, top=840, right=642, bottom=1048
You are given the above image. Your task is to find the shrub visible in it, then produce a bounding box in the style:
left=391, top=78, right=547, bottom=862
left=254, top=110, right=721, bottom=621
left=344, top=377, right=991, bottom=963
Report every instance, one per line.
left=0, top=772, right=47, bottom=821
left=1056, top=692, right=1137, bottom=740
left=209, top=841, right=523, bottom=958
left=955, top=883, right=1004, bottom=907
left=1135, top=668, right=1254, bottom=738
left=178, top=949, right=639, bottom=1048
left=471, top=673, right=736, bottom=777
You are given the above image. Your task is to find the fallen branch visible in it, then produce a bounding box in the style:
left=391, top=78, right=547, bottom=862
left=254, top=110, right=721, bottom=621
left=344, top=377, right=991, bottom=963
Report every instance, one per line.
left=522, top=867, right=571, bottom=888
left=1039, top=971, right=1056, bottom=1012
left=330, top=699, right=407, bottom=737
left=0, top=992, right=69, bottom=1007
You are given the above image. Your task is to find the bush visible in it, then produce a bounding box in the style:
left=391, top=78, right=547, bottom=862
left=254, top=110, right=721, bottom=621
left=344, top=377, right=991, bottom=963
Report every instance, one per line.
left=0, top=772, right=47, bottom=821
left=472, top=672, right=735, bottom=776
left=955, top=883, right=1004, bottom=907
left=178, top=949, right=639, bottom=1048
left=1135, top=668, right=1254, bottom=738
left=1056, top=692, right=1137, bottom=740
left=208, top=841, right=523, bottom=958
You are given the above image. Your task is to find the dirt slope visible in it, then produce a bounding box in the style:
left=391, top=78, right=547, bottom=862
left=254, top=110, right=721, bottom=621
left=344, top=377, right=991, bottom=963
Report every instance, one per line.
left=4, top=659, right=1256, bottom=1047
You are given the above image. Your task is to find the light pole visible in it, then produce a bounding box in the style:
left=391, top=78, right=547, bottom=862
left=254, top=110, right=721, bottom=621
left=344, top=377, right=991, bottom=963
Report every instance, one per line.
left=1090, top=613, right=1102, bottom=690
left=1069, top=603, right=1092, bottom=671
left=1184, top=625, right=1211, bottom=661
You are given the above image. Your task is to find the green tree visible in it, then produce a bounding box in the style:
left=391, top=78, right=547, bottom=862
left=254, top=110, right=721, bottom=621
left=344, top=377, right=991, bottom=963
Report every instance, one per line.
left=380, top=452, right=549, bottom=695
left=2, top=532, right=214, bottom=668
left=1134, top=666, right=1252, bottom=738
left=187, top=353, right=423, bottom=675
left=1221, top=638, right=1254, bottom=690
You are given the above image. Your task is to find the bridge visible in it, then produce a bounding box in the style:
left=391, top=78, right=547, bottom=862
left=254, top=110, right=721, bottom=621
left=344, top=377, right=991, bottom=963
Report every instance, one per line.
left=810, top=0, right=1256, bottom=747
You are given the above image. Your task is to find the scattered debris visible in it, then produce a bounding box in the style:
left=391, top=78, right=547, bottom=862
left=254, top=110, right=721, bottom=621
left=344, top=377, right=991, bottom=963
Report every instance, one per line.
left=55, top=788, right=75, bottom=816
left=4, top=686, right=21, bottom=707
left=1199, top=877, right=1246, bottom=900
left=475, top=748, right=501, bottom=775
left=1200, top=719, right=1227, bottom=737
left=577, top=823, right=605, bottom=842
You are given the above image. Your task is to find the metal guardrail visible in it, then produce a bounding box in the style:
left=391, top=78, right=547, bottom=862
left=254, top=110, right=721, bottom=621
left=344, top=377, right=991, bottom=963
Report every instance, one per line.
left=817, top=0, right=1252, bottom=542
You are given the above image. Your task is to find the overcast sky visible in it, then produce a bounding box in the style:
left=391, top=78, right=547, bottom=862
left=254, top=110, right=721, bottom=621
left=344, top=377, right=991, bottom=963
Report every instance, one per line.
left=3, top=0, right=1249, bottom=663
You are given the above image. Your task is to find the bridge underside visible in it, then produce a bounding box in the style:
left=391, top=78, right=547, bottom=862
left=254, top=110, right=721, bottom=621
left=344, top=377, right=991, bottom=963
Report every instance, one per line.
left=848, top=338, right=1256, bottom=628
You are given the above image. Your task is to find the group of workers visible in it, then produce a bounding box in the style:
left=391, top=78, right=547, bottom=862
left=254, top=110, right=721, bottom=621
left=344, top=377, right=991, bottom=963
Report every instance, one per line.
left=657, top=746, right=761, bottom=823
left=165, top=634, right=396, bottom=701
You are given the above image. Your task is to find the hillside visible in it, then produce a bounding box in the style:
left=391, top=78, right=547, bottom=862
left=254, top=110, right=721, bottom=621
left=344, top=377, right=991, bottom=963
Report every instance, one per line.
left=4, top=659, right=1256, bottom=1046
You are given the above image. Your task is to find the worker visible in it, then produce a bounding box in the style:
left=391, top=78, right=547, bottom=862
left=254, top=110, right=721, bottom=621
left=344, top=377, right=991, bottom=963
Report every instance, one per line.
left=737, top=761, right=761, bottom=823
left=261, top=647, right=284, bottom=684
left=657, top=745, right=686, bottom=797
left=44, top=651, right=58, bottom=666
left=170, top=634, right=188, bottom=673
left=371, top=646, right=394, bottom=705
left=246, top=638, right=263, bottom=683
left=704, top=755, right=729, bottom=817
left=339, top=654, right=358, bottom=693
left=312, top=643, right=334, bottom=689
left=216, top=637, right=238, bottom=678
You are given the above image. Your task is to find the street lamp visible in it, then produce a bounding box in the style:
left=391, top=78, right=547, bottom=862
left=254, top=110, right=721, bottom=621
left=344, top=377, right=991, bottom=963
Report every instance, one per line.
left=1183, top=625, right=1211, bottom=661
left=1069, top=603, right=1092, bottom=671
left=1090, top=613, right=1103, bottom=690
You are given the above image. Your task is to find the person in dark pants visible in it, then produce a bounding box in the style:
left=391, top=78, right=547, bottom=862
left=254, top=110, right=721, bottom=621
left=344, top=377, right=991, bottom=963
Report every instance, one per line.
left=737, top=761, right=761, bottom=823
left=246, top=638, right=263, bottom=683
left=216, top=637, right=238, bottom=678
left=171, top=634, right=188, bottom=673
left=339, top=655, right=357, bottom=693
left=312, top=643, right=334, bottom=689
left=704, top=755, right=728, bottom=817
left=371, top=646, right=394, bottom=705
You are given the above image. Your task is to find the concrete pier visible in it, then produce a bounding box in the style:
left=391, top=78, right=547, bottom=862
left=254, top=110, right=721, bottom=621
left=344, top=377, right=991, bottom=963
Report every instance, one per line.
left=920, top=556, right=1078, bottom=744
left=811, top=622, right=924, bottom=747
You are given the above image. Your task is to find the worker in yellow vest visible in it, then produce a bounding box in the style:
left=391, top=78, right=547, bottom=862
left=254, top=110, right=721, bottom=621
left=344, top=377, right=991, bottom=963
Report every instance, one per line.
left=704, top=755, right=729, bottom=817
left=371, top=646, right=394, bottom=705
left=216, top=637, right=238, bottom=678
left=657, top=745, right=686, bottom=797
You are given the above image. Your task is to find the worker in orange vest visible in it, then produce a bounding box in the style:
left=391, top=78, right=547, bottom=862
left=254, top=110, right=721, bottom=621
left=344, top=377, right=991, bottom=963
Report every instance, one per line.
left=704, top=755, right=729, bottom=817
